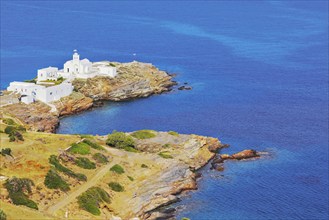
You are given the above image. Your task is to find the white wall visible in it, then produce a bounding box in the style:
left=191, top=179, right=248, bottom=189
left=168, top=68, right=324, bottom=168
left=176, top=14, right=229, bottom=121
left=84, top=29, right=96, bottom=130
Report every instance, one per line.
left=37, top=67, right=59, bottom=81
left=7, top=82, right=43, bottom=96
left=64, top=59, right=92, bottom=74
left=37, top=82, right=73, bottom=103
left=98, top=66, right=117, bottom=77
left=7, top=81, right=73, bottom=103
left=21, top=96, right=34, bottom=104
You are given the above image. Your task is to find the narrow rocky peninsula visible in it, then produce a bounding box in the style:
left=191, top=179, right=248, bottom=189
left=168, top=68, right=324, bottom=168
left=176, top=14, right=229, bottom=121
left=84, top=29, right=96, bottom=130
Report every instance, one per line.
left=0, top=61, right=176, bottom=133
left=73, top=61, right=175, bottom=101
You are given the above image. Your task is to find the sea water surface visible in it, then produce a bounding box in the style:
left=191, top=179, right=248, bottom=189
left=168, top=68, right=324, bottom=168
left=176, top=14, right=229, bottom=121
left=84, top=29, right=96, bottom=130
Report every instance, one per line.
left=1, top=1, right=328, bottom=219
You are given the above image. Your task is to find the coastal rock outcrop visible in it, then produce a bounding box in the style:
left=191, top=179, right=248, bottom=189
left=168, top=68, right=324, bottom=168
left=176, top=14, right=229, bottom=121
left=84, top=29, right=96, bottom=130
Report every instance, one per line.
left=127, top=132, right=222, bottom=219
left=72, top=61, right=176, bottom=101
left=178, top=85, right=192, bottom=91
left=0, top=102, right=59, bottom=133
left=53, top=92, right=93, bottom=116
left=231, top=149, right=259, bottom=160
left=211, top=149, right=260, bottom=170
left=0, top=92, right=94, bottom=133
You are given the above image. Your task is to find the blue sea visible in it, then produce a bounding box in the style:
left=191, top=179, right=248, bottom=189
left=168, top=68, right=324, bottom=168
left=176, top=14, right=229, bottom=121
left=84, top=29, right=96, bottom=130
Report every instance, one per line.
left=1, top=1, right=328, bottom=219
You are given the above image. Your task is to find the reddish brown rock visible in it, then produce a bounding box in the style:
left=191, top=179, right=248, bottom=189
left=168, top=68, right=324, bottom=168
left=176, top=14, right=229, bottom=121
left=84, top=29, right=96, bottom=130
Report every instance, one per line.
left=208, top=143, right=221, bottom=153
left=53, top=92, right=93, bottom=116
left=220, top=154, right=232, bottom=160
left=1, top=102, right=59, bottom=133
left=231, top=149, right=259, bottom=160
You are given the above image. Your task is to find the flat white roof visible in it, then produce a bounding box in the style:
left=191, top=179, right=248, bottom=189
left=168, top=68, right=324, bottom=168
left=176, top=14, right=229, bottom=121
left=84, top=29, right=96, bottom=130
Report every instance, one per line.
left=10, top=81, right=44, bottom=88
left=38, top=66, right=58, bottom=71
left=80, top=58, right=91, bottom=64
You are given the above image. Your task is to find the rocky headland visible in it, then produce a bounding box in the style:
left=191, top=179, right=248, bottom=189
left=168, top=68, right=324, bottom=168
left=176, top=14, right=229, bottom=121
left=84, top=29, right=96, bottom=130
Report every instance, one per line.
left=73, top=61, right=176, bottom=101
left=0, top=61, right=176, bottom=133
left=0, top=118, right=225, bottom=219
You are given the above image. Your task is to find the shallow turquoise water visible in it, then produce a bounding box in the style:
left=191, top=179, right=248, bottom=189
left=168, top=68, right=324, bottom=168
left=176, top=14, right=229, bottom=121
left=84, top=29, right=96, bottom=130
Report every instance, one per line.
left=1, top=1, right=328, bottom=219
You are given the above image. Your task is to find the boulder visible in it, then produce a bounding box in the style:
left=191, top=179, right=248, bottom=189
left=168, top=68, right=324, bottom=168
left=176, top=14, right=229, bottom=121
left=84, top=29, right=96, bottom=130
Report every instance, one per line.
left=208, top=143, right=221, bottom=153
left=220, top=143, right=230, bottom=148
left=231, top=149, right=259, bottom=160
left=220, top=154, right=232, bottom=160
left=178, top=86, right=192, bottom=90
left=211, top=163, right=224, bottom=171
left=212, top=155, right=224, bottom=164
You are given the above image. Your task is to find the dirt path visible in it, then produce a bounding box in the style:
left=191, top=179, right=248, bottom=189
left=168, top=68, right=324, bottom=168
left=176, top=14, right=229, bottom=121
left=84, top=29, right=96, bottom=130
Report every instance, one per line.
left=46, top=159, right=118, bottom=215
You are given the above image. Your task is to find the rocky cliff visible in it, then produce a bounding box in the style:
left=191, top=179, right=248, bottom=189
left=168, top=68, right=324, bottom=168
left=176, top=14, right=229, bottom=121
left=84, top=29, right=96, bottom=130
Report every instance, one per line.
left=0, top=102, right=59, bottom=133
left=52, top=92, right=93, bottom=117
left=137, top=134, right=222, bottom=220
left=0, top=92, right=93, bottom=133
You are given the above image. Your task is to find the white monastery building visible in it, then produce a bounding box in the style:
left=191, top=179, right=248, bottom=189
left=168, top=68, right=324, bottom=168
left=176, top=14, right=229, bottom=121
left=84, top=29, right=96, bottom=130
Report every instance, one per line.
left=63, top=50, right=92, bottom=75
left=7, top=50, right=117, bottom=104
left=7, top=81, right=73, bottom=104
left=37, top=67, right=59, bottom=82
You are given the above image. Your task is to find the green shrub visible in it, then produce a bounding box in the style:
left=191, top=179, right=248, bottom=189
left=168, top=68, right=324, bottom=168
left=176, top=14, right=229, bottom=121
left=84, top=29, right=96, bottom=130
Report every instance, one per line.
left=123, top=146, right=139, bottom=152
left=127, top=176, right=134, bottom=181
left=1, top=148, right=12, bottom=157
left=4, top=177, right=33, bottom=194
left=108, top=182, right=124, bottom=192
left=9, top=135, right=15, bottom=142
left=82, top=139, right=105, bottom=151
left=75, top=157, right=96, bottom=169
left=4, top=177, right=38, bottom=210
left=77, top=187, right=110, bottom=215
left=5, top=125, right=26, bottom=134
left=92, top=153, right=109, bottom=164
left=5, top=125, right=25, bottom=142
left=8, top=132, right=23, bottom=142
left=4, top=126, right=15, bottom=135
left=106, top=131, right=135, bottom=151
left=44, top=169, right=70, bottom=192
left=69, top=142, right=90, bottom=155
left=110, top=164, right=125, bottom=174
left=2, top=118, right=15, bottom=125
left=131, top=130, right=156, bottom=139
left=141, top=164, right=148, bottom=168
left=49, top=155, right=87, bottom=181
left=9, top=191, right=38, bottom=210
left=24, top=78, right=37, bottom=83
left=163, top=143, right=171, bottom=148
left=57, top=76, right=64, bottom=82
left=12, top=131, right=24, bottom=141
left=0, top=209, right=6, bottom=220
left=15, top=125, right=26, bottom=132
left=158, top=151, right=173, bottom=159
left=168, top=131, right=179, bottom=136
left=181, top=218, right=190, bottom=220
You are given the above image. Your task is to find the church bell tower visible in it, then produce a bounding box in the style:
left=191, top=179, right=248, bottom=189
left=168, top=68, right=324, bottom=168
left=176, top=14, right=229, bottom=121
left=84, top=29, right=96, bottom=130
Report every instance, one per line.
left=73, top=49, right=80, bottom=73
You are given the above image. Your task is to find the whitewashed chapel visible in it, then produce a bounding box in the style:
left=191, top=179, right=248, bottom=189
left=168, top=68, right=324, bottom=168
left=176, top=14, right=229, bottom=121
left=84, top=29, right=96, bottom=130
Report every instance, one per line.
left=7, top=50, right=117, bottom=104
